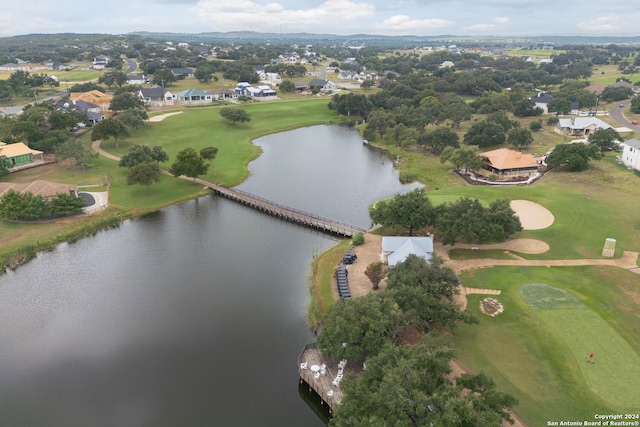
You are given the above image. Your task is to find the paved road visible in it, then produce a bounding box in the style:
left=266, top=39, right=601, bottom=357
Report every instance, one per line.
left=0, top=91, right=67, bottom=116
left=125, top=59, right=137, bottom=75
left=608, top=100, right=640, bottom=133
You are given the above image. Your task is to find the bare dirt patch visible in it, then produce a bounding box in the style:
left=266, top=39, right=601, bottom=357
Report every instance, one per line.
left=510, top=199, right=554, bottom=230
left=333, top=234, right=385, bottom=299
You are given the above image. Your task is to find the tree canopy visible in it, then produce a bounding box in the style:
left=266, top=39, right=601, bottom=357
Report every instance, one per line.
left=90, top=118, right=131, bottom=148
left=169, top=147, right=209, bottom=181
left=219, top=107, right=251, bottom=125
left=369, top=188, right=434, bottom=236
left=332, top=338, right=517, bottom=427
left=127, top=161, right=161, bottom=193
left=118, top=144, right=168, bottom=168
left=463, top=120, right=506, bottom=147
left=545, top=143, right=602, bottom=171
left=588, top=128, right=622, bottom=152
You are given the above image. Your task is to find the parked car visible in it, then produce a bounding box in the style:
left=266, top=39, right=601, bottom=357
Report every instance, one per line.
left=619, top=104, right=625, bottom=108
left=632, top=120, right=638, bottom=125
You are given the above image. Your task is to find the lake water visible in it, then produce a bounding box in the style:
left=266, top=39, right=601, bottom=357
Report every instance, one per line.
left=0, top=125, right=420, bottom=426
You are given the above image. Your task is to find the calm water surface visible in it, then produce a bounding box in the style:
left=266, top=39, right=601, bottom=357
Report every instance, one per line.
left=0, top=125, right=420, bottom=426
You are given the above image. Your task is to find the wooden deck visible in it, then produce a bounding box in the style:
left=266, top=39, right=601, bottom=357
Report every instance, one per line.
left=201, top=182, right=367, bottom=238
left=298, top=343, right=361, bottom=411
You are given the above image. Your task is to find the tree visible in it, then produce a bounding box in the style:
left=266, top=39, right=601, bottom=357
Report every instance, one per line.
left=507, top=127, right=534, bottom=150
left=99, top=70, right=127, bottom=88
left=369, top=189, right=434, bottom=236
left=169, top=147, right=209, bottom=181
left=513, top=99, right=543, bottom=117
left=360, top=79, right=375, bottom=90
left=50, top=192, right=86, bottom=216
left=434, top=197, right=521, bottom=245
left=545, top=143, right=602, bottom=171
left=127, top=161, right=161, bottom=193
left=91, top=118, right=131, bottom=148
left=152, top=68, right=176, bottom=87
left=200, top=146, right=218, bottom=177
left=631, top=96, right=640, bottom=114
left=331, top=336, right=516, bottom=427
left=219, top=107, right=251, bottom=125
left=0, top=189, right=51, bottom=220
left=440, top=145, right=485, bottom=173
left=119, top=144, right=168, bottom=168
left=317, top=293, right=411, bottom=361
left=530, top=120, right=542, bottom=132
left=387, top=255, right=477, bottom=329
left=588, top=128, right=622, bottom=152
left=115, top=108, right=147, bottom=130
left=55, top=138, right=97, bottom=168
left=328, top=93, right=373, bottom=119
left=109, top=92, right=144, bottom=111
left=417, top=127, right=460, bottom=154
left=0, top=156, right=10, bottom=177
left=463, top=120, right=506, bottom=147
left=278, top=80, right=296, bottom=92
left=364, top=262, right=388, bottom=290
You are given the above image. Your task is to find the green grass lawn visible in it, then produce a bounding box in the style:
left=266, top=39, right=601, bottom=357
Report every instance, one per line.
left=454, top=266, right=640, bottom=425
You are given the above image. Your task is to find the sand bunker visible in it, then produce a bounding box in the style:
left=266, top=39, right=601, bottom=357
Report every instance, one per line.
left=510, top=199, right=554, bottom=230
left=147, top=111, right=183, bottom=122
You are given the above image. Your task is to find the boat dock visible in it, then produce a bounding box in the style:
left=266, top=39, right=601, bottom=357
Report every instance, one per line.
left=298, top=343, right=361, bottom=412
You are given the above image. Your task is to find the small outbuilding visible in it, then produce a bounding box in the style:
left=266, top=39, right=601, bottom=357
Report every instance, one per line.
left=382, top=236, right=434, bottom=267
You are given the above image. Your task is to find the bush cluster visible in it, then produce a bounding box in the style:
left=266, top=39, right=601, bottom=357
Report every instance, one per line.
left=0, top=190, right=86, bottom=221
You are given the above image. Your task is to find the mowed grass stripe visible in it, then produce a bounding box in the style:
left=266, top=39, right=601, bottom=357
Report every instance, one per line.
left=539, top=308, right=640, bottom=408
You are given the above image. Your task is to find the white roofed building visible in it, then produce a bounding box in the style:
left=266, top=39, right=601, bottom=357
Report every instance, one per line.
left=382, top=236, right=434, bottom=267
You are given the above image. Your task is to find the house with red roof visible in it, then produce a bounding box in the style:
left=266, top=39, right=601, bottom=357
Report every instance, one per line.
left=480, top=148, right=541, bottom=180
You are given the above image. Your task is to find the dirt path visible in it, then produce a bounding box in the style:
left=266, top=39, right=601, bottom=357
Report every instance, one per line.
left=147, top=111, right=183, bottom=122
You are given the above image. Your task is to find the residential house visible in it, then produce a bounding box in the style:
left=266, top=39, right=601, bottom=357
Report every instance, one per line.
left=171, top=68, right=194, bottom=78
left=359, top=70, right=379, bottom=81
left=382, top=236, right=434, bottom=267
left=570, top=102, right=580, bottom=116
left=253, top=65, right=266, bottom=80
left=138, top=86, right=176, bottom=106
left=0, top=180, right=77, bottom=199
left=538, top=58, right=553, bottom=66
left=0, top=142, right=44, bottom=170
left=207, top=88, right=236, bottom=101
left=338, top=70, right=358, bottom=80
left=521, top=56, right=534, bottom=63
left=234, top=82, right=252, bottom=96
left=48, top=61, right=70, bottom=71
left=246, top=85, right=277, bottom=98
left=55, top=99, right=105, bottom=125
left=555, top=117, right=612, bottom=136
left=439, top=61, right=455, bottom=68
left=480, top=148, right=541, bottom=179
left=91, top=55, right=110, bottom=70
left=293, top=82, right=310, bottom=93
left=621, top=138, right=640, bottom=170
left=529, top=93, right=554, bottom=114
left=126, top=74, right=148, bottom=85
left=308, top=79, right=336, bottom=92
left=69, top=90, right=113, bottom=111
left=176, top=88, right=213, bottom=104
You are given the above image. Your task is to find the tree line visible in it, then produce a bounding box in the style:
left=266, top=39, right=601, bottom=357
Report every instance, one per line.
left=318, top=255, right=517, bottom=426
left=369, top=189, right=522, bottom=244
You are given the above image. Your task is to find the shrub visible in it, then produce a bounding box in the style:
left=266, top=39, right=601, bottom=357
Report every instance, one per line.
left=530, top=120, right=542, bottom=132
left=547, top=116, right=559, bottom=125
left=352, top=232, right=365, bottom=246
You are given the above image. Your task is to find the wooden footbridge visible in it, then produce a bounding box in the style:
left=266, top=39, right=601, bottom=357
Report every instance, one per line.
left=201, top=181, right=367, bottom=237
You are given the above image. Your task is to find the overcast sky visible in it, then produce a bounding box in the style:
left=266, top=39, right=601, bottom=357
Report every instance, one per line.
left=1, top=0, right=638, bottom=38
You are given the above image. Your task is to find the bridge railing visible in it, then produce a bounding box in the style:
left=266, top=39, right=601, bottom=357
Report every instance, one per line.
left=220, top=187, right=367, bottom=233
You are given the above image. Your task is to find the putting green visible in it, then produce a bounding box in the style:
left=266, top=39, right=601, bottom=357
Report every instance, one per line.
left=520, top=283, right=640, bottom=408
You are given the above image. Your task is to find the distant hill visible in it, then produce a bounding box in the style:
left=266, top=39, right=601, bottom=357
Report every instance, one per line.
left=128, top=31, right=640, bottom=46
